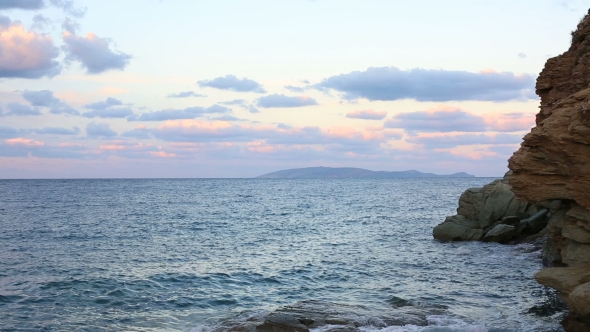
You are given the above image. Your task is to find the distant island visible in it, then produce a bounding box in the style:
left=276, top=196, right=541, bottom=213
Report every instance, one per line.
left=256, top=167, right=475, bottom=179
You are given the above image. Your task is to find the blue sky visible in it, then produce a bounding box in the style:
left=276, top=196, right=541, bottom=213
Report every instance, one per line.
left=0, top=0, right=588, bottom=178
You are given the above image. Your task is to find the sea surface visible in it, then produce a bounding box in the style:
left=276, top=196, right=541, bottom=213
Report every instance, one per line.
left=0, top=178, right=567, bottom=331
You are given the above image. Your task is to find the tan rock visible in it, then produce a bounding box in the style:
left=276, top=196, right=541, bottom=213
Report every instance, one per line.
left=562, top=240, right=590, bottom=266
left=535, top=266, right=590, bottom=294
left=570, top=282, right=590, bottom=316
left=508, top=14, right=590, bottom=210
left=563, top=222, right=590, bottom=243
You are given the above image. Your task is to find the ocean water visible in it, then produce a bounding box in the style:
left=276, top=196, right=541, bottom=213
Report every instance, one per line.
left=0, top=178, right=566, bottom=331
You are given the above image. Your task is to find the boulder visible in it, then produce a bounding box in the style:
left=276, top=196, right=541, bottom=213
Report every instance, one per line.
left=535, top=266, right=590, bottom=294
left=570, top=282, right=590, bottom=316
left=500, top=216, right=520, bottom=226
left=519, top=209, right=549, bottom=234
left=432, top=215, right=483, bottom=241
left=456, top=187, right=485, bottom=221
left=478, top=181, right=529, bottom=229
left=482, top=224, right=517, bottom=243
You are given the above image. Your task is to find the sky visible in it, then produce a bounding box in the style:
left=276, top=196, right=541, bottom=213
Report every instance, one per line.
left=0, top=0, right=588, bottom=178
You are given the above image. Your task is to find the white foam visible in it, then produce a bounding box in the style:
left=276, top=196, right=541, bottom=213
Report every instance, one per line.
left=310, top=315, right=488, bottom=332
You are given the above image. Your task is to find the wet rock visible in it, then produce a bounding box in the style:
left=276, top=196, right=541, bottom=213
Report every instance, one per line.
left=214, top=299, right=447, bottom=332
left=482, top=224, right=517, bottom=243
left=256, top=313, right=310, bottom=332
left=433, top=215, right=483, bottom=241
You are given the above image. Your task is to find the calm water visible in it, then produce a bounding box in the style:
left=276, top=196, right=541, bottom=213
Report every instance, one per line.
left=0, top=179, right=565, bottom=331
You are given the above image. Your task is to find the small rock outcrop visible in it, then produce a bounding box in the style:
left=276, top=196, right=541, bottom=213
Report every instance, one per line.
left=433, top=171, right=546, bottom=243
left=206, top=299, right=445, bottom=332
left=508, top=11, right=590, bottom=331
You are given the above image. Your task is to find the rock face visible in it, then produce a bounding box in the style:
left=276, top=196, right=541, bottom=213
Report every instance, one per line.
left=508, top=11, right=590, bottom=330
left=432, top=171, right=545, bottom=243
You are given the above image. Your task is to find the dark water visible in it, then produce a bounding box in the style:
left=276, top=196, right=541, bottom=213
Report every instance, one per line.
left=0, top=179, right=565, bottom=331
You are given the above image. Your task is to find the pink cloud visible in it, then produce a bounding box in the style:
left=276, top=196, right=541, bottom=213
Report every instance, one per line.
left=5, top=138, right=44, bottom=147
left=0, top=22, right=60, bottom=78
left=150, top=151, right=176, bottom=158
left=346, top=109, right=387, bottom=120
left=484, top=112, right=535, bottom=132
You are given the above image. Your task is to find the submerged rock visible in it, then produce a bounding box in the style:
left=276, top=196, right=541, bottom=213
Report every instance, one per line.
left=207, top=299, right=446, bottom=332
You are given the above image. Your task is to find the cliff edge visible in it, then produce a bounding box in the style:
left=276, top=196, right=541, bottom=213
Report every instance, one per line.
left=508, top=11, right=590, bottom=331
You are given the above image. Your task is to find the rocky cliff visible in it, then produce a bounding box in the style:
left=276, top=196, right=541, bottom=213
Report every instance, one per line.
left=508, top=11, right=590, bottom=331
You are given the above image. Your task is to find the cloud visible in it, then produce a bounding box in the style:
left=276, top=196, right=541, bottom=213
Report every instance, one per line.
left=49, top=0, right=86, bottom=17
left=32, top=127, right=80, bottom=135
left=86, top=122, right=117, bottom=138
left=210, top=115, right=242, bottom=121
left=22, top=90, right=79, bottom=115
left=385, top=107, right=486, bottom=132
left=346, top=109, right=387, bottom=120
left=128, top=105, right=232, bottom=121
left=220, top=99, right=246, bottom=106
left=22, top=89, right=60, bottom=107
left=0, top=126, right=20, bottom=138
left=82, top=107, right=133, bottom=118
left=284, top=85, right=307, bottom=93
left=257, top=94, right=318, bottom=108
left=84, top=97, right=123, bottom=110
left=167, top=91, right=206, bottom=98
left=1, top=102, right=42, bottom=116
left=407, top=133, right=524, bottom=149
left=61, top=17, right=79, bottom=34
left=315, top=67, right=536, bottom=102
left=152, top=120, right=399, bottom=154
left=121, top=125, right=152, bottom=139
left=0, top=0, right=44, bottom=10
left=81, top=97, right=133, bottom=118
left=31, top=14, right=51, bottom=31
left=62, top=31, right=132, bottom=74
left=220, top=99, right=260, bottom=113
left=484, top=112, right=535, bottom=132
left=384, top=107, right=535, bottom=133
left=517, top=53, right=527, bottom=59
left=0, top=19, right=61, bottom=78
left=198, top=75, right=266, bottom=93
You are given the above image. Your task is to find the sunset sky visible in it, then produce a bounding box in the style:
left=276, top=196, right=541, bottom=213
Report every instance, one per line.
left=0, top=0, right=587, bottom=178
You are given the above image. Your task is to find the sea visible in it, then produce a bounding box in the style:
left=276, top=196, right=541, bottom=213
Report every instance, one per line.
left=0, top=178, right=567, bottom=331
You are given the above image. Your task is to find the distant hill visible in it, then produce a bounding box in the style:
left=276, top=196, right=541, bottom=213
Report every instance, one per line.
left=256, top=167, right=475, bottom=179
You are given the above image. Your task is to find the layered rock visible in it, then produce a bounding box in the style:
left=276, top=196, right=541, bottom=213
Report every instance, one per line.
left=433, top=171, right=545, bottom=243
left=508, top=10, right=590, bottom=331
